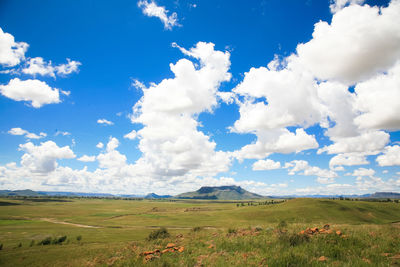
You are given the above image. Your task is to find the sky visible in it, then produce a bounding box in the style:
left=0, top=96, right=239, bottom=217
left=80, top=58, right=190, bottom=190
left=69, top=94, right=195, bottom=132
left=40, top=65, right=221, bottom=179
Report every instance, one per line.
left=0, top=0, right=399, bottom=196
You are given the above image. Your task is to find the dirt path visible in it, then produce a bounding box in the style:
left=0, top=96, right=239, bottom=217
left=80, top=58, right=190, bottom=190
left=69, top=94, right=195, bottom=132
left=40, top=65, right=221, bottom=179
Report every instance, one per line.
left=39, top=218, right=102, bottom=228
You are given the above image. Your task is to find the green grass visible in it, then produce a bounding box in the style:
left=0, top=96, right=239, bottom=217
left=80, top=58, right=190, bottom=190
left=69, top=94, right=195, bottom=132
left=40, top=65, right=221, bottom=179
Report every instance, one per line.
left=0, top=197, right=400, bottom=266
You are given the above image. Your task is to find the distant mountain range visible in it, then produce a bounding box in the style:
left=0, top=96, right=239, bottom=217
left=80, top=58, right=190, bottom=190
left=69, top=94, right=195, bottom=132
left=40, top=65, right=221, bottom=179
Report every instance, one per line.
left=1, top=188, right=400, bottom=200
left=176, top=185, right=264, bottom=200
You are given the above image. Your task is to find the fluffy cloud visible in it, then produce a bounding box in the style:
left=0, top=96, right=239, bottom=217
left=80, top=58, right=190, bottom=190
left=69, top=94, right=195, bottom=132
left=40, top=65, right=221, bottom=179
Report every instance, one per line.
left=318, top=131, right=390, bottom=155
left=8, top=127, right=47, bottom=139
left=252, top=159, right=281, bottom=171
left=138, top=0, right=179, bottom=30
left=329, top=0, right=365, bottom=13
left=19, top=141, right=75, bottom=173
left=131, top=42, right=232, bottom=178
left=235, top=128, right=318, bottom=160
left=22, top=57, right=81, bottom=78
left=97, top=119, right=113, bottom=126
left=329, top=153, right=369, bottom=168
left=77, top=155, right=96, bottom=162
left=285, top=160, right=337, bottom=181
left=353, top=62, right=400, bottom=130
left=124, top=130, right=137, bottom=140
left=376, top=145, right=400, bottom=166
left=352, top=167, right=375, bottom=177
left=297, top=1, right=400, bottom=84
left=0, top=27, right=28, bottom=67
left=96, top=142, right=104, bottom=149
left=0, top=78, right=61, bottom=108
left=97, top=137, right=127, bottom=169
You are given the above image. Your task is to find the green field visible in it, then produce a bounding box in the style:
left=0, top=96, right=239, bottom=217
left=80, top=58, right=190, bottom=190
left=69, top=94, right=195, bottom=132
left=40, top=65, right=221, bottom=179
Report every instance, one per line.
left=0, top=197, right=400, bottom=266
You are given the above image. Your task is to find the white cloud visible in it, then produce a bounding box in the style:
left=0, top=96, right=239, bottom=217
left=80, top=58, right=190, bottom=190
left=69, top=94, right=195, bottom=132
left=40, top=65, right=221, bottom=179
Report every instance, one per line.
left=96, top=142, right=104, bottom=149
left=8, top=127, right=46, bottom=139
left=77, top=155, right=96, bottom=162
left=329, top=153, right=369, bottom=168
left=130, top=42, right=232, bottom=179
left=329, top=0, right=365, bottom=13
left=124, top=130, right=137, bottom=140
left=97, top=119, right=114, bottom=126
left=138, top=0, right=179, bottom=30
left=297, top=1, right=400, bottom=84
left=22, top=57, right=81, bottom=78
left=376, top=145, right=400, bottom=166
left=318, top=131, right=389, bottom=155
left=285, top=160, right=337, bottom=180
left=252, top=159, right=281, bottom=171
left=353, top=62, right=400, bottom=130
left=19, top=141, right=75, bottom=173
left=352, top=167, right=375, bottom=177
left=0, top=78, right=61, bottom=108
left=235, top=128, right=318, bottom=160
left=54, top=131, right=71, bottom=136
left=0, top=27, right=28, bottom=67
left=97, top=137, right=127, bottom=169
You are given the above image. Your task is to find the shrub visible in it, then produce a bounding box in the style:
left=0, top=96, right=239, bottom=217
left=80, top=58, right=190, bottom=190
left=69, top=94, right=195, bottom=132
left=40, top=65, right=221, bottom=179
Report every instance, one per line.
left=192, top=226, right=203, bottom=232
left=228, top=228, right=237, bottom=234
left=18, top=242, right=22, bottom=248
left=30, top=240, right=35, bottom=247
left=53, top=236, right=67, bottom=244
left=76, top=235, right=82, bottom=241
left=279, top=232, right=310, bottom=247
left=277, top=220, right=287, bottom=229
left=147, top=227, right=170, bottom=240
left=38, top=237, right=52, bottom=245
left=0, top=243, right=3, bottom=250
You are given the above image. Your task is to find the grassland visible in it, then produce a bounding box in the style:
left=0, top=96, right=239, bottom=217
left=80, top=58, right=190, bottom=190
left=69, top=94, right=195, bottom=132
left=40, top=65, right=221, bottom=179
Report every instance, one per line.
left=0, top=197, right=400, bottom=266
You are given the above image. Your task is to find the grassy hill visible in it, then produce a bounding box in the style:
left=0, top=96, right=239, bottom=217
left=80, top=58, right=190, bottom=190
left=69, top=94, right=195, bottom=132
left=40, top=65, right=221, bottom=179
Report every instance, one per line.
left=176, top=185, right=263, bottom=200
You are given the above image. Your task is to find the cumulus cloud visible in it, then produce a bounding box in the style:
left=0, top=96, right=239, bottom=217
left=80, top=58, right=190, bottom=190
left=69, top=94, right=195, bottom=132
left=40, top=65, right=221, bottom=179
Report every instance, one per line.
left=97, top=137, right=127, bottom=169
left=353, top=62, right=400, bottom=130
left=97, top=119, right=114, bottom=126
left=329, top=153, right=369, bottom=168
left=124, top=130, right=137, bottom=140
left=0, top=27, right=28, bottom=67
left=329, top=0, right=365, bottom=13
left=77, top=155, right=96, bottom=162
left=0, top=78, right=61, bottom=108
left=19, top=141, right=75, bottom=173
left=318, top=131, right=389, bottom=155
left=297, top=1, right=400, bottom=84
left=8, top=127, right=46, bottom=139
left=138, top=0, right=180, bottom=30
left=376, top=145, right=400, bottom=166
left=285, top=160, right=337, bottom=182
left=131, top=42, right=232, bottom=178
left=22, top=57, right=81, bottom=78
left=235, top=128, right=318, bottom=160
left=352, top=167, right=375, bottom=177
left=252, top=159, right=281, bottom=171
left=96, top=142, right=104, bottom=149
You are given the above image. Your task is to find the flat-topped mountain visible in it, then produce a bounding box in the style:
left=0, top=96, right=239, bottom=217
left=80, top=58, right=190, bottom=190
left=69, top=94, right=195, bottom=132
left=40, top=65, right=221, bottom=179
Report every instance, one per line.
left=369, top=192, right=400, bottom=199
left=175, top=185, right=264, bottom=200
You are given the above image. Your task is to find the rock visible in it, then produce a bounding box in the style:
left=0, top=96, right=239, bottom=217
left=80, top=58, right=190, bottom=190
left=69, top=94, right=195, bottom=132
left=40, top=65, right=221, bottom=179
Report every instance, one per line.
left=323, top=224, right=330, bottom=230
left=311, top=227, right=319, bottom=233
left=144, top=255, right=154, bottom=261
left=208, top=244, right=215, bottom=249
left=166, top=243, right=176, bottom=248
left=143, top=251, right=154, bottom=256
left=335, top=230, right=342, bottom=236
left=178, top=246, right=185, bottom=252
left=318, top=256, right=328, bottom=262
left=299, top=230, right=305, bottom=235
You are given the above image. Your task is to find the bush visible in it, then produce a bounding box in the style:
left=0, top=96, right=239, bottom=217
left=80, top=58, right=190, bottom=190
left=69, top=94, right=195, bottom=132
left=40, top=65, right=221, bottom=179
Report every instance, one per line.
left=18, top=242, right=22, bottom=248
left=0, top=243, right=3, bottom=250
left=147, top=227, right=170, bottom=240
left=30, top=240, right=35, bottom=247
left=279, top=232, right=310, bottom=247
left=192, top=226, right=203, bottom=232
left=76, top=235, right=82, bottom=241
left=38, top=237, right=52, bottom=245
left=53, top=236, right=67, bottom=244
left=228, top=228, right=237, bottom=234
left=277, top=220, right=287, bottom=229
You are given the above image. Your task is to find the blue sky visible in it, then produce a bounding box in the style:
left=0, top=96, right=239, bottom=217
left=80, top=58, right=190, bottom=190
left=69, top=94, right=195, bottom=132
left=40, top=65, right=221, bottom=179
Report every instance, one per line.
left=0, top=0, right=399, bottom=195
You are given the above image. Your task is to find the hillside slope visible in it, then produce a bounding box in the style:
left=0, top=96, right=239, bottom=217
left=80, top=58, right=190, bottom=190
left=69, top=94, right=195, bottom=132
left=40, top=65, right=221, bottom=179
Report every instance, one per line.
left=176, top=185, right=264, bottom=200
